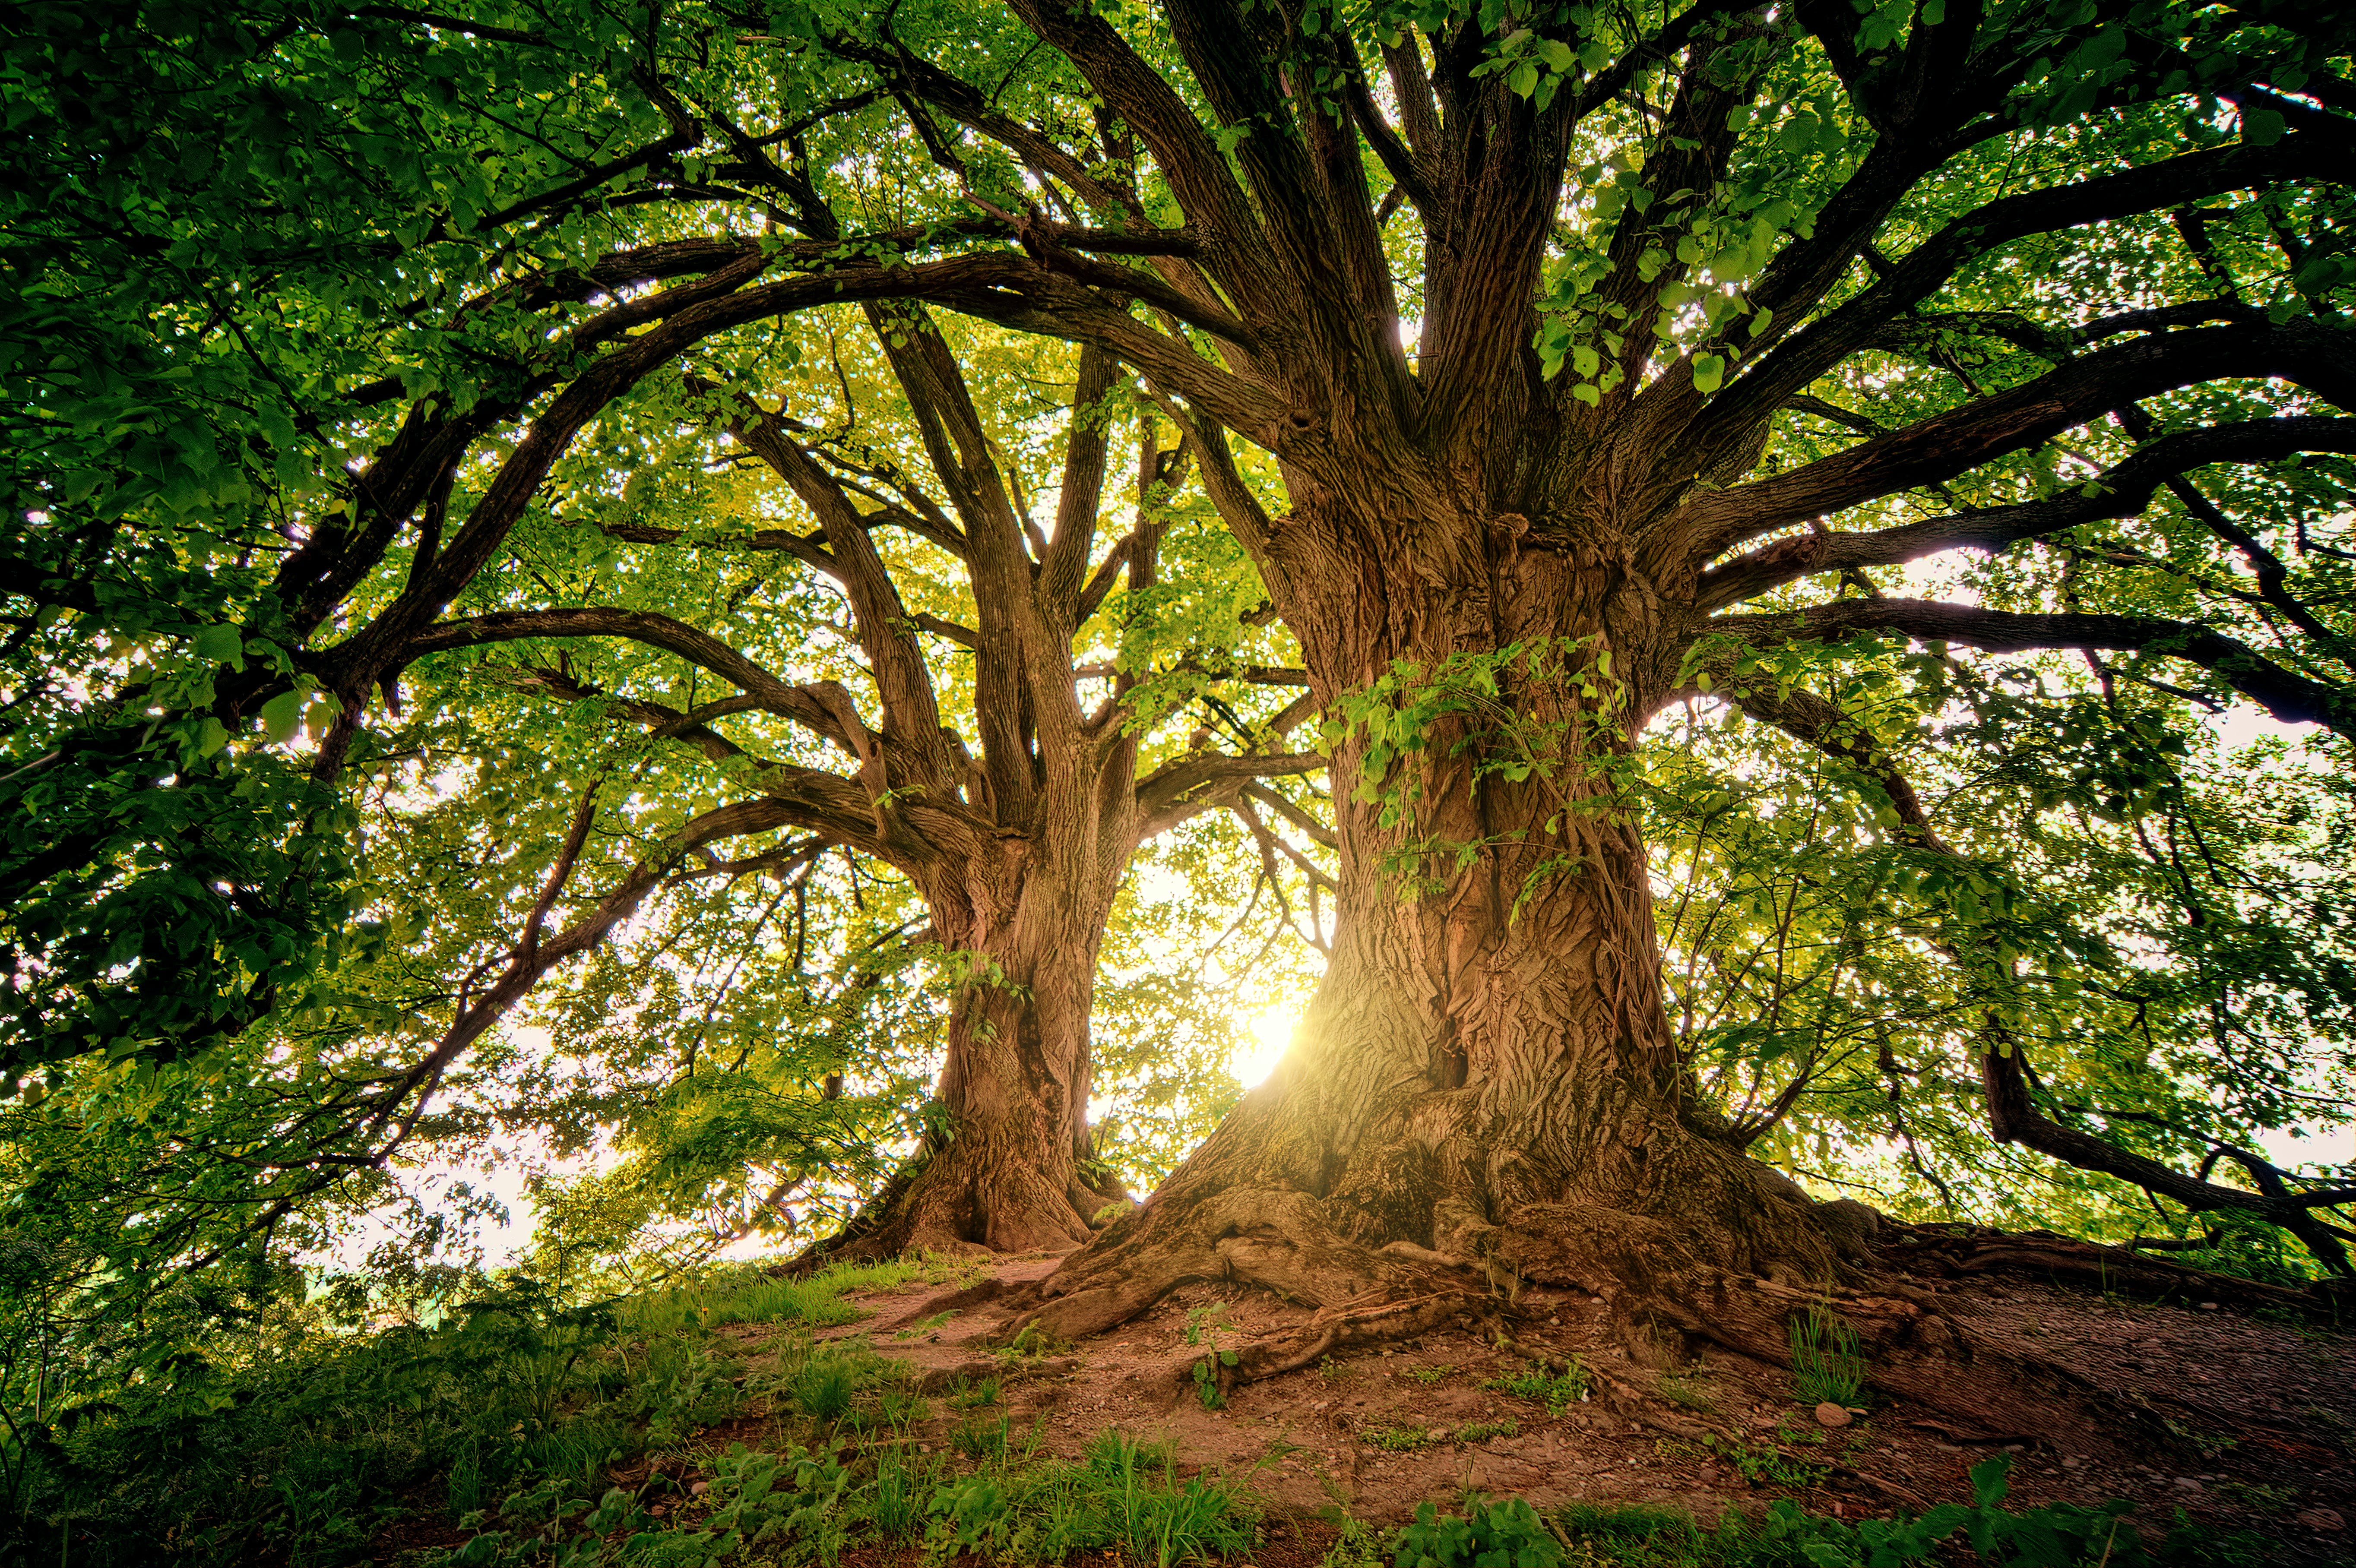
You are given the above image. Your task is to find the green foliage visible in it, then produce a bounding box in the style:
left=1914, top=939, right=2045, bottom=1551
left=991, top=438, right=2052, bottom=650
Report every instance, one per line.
left=1486, top=1358, right=1590, bottom=1413
left=1323, top=635, right=1631, bottom=904
left=0, top=1257, right=913, bottom=1565
left=1540, top=1458, right=2267, bottom=1565
left=910, top=1430, right=1257, bottom=1568
left=1789, top=1307, right=1869, bottom=1409
left=1391, top=1495, right=1564, bottom=1568
left=1688, top=1433, right=1832, bottom=1492
left=1185, top=1300, right=1241, bottom=1409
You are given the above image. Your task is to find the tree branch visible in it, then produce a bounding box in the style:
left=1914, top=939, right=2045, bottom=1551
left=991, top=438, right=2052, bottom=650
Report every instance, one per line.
left=1692, top=416, right=2356, bottom=610
left=1674, top=322, right=2356, bottom=561
left=1704, top=598, right=2356, bottom=738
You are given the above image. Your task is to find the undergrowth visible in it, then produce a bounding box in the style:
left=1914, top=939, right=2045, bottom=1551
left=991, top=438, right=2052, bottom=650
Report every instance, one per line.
left=1385, top=1457, right=2270, bottom=1568
left=6, top=1242, right=2278, bottom=1568
left=440, top=1426, right=1255, bottom=1568
left=2, top=1254, right=968, bottom=1567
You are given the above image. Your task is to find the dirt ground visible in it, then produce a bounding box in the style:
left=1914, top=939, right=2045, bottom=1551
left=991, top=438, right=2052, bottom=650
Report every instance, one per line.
left=372, top=1244, right=2356, bottom=1565
left=734, top=1250, right=2356, bottom=1563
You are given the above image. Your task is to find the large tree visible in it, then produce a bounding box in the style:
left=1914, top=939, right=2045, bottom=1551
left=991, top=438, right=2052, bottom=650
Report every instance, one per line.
left=644, top=0, right=2356, bottom=1400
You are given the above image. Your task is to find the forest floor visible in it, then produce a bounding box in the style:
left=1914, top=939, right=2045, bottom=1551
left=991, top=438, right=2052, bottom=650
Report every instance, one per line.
left=706, top=1246, right=2351, bottom=1562
left=369, top=1241, right=2356, bottom=1565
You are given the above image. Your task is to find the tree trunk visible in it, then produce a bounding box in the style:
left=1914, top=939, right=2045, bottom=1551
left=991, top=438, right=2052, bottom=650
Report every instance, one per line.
left=1022, top=501, right=1855, bottom=1369
left=815, top=831, right=1136, bottom=1260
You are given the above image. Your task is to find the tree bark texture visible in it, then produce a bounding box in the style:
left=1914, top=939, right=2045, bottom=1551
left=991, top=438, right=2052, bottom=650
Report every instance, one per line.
left=1023, top=478, right=1854, bottom=1371
left=837, top=766, right=1138, bottom=1257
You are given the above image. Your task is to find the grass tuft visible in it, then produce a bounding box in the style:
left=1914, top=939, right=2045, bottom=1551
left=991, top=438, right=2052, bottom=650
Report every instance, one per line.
left=1787, top=1303, right=1868, bottom=1408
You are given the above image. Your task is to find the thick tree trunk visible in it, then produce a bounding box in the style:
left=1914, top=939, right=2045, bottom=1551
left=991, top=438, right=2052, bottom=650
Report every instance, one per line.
left=1021, top=503, right=1855, bottom=1369
left=816, top=837, right=1135, bottom=1260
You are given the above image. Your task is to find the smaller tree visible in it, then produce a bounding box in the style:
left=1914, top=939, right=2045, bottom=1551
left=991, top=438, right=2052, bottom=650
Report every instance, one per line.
left=400, top=305, right=1319, bottom=1254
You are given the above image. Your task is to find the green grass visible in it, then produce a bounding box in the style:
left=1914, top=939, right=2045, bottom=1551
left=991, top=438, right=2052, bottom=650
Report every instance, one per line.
left=1657, top=1366, right=1719, bottom=1413
left=5, top=1255, right=970, bottom=1568
left=619, top=1254, right=967, bottom=1338
left=1418, top=1468, right=2275, bottom=1568
left=1367, top=1423, right=1445, bottom=1451
left=1788, top=1304, right=1868, bottom=1409
left=1368, top=1418, right=1521, bottom=1450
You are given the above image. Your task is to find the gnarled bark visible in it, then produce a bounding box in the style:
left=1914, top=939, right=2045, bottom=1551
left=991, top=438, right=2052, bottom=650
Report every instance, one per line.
left=1014, top=502, right=1865, bottom=1386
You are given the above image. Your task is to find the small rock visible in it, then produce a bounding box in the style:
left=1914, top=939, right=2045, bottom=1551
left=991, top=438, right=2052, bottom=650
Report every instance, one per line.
left=690, top=1481, right=711, bottom=1496
left=2295, top=1508, right=2344, bottom=1532
left=1428, top=1426, right=1450, bottom=1442
left=2197, top=1301, right=2219, bottom=1311
left=2172, top=1477, right=2202, bottom=1491
left=1815, top=1402, right=1853, bottom=1429
left=2062, top=1455, right=2082, bottom=1469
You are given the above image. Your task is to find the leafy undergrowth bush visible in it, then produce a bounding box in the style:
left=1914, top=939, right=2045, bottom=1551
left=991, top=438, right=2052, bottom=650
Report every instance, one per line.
left=3, top=1255, right=960, bottom=1567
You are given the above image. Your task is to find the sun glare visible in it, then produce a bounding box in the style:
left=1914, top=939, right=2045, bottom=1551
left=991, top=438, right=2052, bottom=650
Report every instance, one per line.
left=1233, top=1007, right=1297, bottom=1088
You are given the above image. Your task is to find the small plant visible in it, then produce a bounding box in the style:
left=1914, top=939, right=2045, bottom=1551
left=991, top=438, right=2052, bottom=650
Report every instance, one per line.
left=1657, top=1366, right=1717, bottom=1412
left=950, top=1410, right=1011, bottom=1461
left=1486, top=1356, right=1589, bottom=1412
left=875, top=1385, right=933, bottom=1432
left=1367, top=1423, right=1443, bottom=1451
left=1000, top=1320, right=1063, bottom=1362
left=1454, top=1418, right=1520, bottom=1444
left=1184, top=1300, right=1240, bottom=1409
left=894, top=1309, right=955, bottom=1340
left=792, top=1355, right=858, bottom=1423
left=1390, top=1494, right=1564, bottom=1568
left=925, top=1473, right=1011, bottom=1559
left=1789, top=1303, right=1868, bottom=1407
left=1321, top=1512, right=1388, bottom=1568
left=1701, top=1431, right=1831, bottom=1490
left=1182, top=1300, right=1235, bottom=1346
left=1317, top=1354, right=1350, bottom=1383
left=1411, top=1362, right=1453, bottom=1385
left=946, top=1374, right=1001, bottom=1409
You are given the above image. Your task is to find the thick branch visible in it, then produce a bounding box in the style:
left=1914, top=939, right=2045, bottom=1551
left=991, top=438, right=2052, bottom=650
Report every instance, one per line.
left=1667, top=131, right=2344, bottom=495
left=1675, top=322, right=2356, bottom=560
left=402, top=607, right=858, bottom=751
left=1693, top=416, right=2356, bottom=610
left=1704, top=599, right=2356, bottom=738
left=1134, top=748, right=1326, bottom=840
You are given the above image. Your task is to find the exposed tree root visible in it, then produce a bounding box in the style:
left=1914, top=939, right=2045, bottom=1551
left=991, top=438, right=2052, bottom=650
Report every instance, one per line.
left=998, top=1166, right=2334, bottom=1456
left=1881, top=1223, right=2340, bottom=1313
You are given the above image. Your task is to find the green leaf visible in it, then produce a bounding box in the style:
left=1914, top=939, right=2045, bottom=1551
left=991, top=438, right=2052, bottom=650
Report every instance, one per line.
left=192, top=624, right=245, bottom=669
left=259, top=688, right=310, bottom=744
